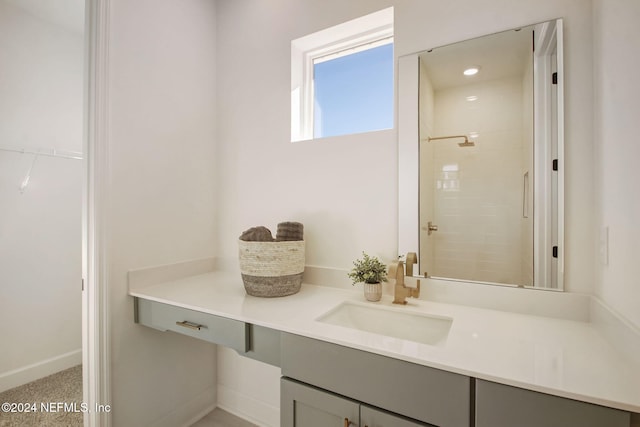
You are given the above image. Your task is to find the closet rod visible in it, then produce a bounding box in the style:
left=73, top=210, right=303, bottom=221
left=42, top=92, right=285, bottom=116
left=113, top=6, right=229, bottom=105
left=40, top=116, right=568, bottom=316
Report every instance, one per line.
left=0, top=146, right=83, bottom=160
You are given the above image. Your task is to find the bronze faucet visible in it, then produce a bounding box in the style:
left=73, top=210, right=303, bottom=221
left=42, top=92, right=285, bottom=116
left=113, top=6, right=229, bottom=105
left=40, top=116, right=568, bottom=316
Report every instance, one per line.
left=388, top=252, right=421, bottom=304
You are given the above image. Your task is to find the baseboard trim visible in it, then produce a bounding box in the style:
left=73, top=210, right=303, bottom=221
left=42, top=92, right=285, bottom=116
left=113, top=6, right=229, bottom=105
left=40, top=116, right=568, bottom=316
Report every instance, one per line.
left=0, top=349, right=82, bottom=393
left=180, top=403, right=217, bottom=427
left=147, top=385, right=216, bottom=427
left=217, top=384, right=279, bottom=427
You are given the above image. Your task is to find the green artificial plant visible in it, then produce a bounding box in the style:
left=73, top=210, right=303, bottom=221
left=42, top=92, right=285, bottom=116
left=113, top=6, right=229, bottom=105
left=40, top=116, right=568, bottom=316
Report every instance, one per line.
left=348, top=252, right=388, bottom=285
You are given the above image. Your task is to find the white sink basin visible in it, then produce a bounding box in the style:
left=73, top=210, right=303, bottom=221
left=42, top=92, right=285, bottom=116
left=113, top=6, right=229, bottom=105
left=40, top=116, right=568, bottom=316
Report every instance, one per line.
left=317, top=302, right=452, bottom=346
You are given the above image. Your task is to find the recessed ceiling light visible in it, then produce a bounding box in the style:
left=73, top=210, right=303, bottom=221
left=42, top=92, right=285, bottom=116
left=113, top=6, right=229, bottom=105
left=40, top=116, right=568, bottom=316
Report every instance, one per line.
left=466, top=95, right=478, bottom=102
left=463, top=66, right=480, bottom=76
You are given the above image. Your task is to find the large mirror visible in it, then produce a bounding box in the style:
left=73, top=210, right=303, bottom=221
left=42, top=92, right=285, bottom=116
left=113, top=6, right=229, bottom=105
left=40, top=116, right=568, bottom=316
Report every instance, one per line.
left=398, top=19, right=564, bottom=290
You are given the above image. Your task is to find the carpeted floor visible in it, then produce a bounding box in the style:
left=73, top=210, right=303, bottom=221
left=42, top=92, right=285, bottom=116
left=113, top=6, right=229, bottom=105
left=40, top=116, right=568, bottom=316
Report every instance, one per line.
left=0, top=365, right=83, bottom=427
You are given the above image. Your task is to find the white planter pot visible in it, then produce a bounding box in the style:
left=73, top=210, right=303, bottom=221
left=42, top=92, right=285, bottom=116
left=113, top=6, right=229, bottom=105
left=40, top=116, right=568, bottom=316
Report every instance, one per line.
left=363, top=282, right=382, bottom=302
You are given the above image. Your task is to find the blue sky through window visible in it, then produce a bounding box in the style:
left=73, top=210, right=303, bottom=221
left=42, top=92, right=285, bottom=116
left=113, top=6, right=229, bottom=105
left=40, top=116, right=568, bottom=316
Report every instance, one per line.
left=313, top=43, right=393, bottom=138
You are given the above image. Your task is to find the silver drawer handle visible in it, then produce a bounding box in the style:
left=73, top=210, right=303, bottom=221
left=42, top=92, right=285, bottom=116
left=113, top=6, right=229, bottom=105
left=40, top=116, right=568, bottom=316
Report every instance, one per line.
left=176, top=320, right=206, bottom=331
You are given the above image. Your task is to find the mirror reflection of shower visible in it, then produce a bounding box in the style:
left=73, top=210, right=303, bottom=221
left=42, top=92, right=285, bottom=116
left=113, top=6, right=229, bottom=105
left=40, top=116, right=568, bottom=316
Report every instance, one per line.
left=417, top=24, right=537, bottom=288
left=398, top=19, right=563, bottom=290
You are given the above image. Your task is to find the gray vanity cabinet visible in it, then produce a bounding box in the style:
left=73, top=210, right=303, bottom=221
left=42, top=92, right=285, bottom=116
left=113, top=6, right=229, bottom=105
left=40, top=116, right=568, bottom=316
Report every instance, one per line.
left=134, top=297, right=282, bottom=366
left=361, top=405, right=434, bottom=427
left=134, top=298, right=634, bottom=427
left=281, top=378, right=360, bottom=427
left=475, top=379, right=631, bottom=427
left=134, top=297, right=249, bottom=352
left=282, top=378, right=432, bottom=427
left=281, top=333, right=470, bottom=427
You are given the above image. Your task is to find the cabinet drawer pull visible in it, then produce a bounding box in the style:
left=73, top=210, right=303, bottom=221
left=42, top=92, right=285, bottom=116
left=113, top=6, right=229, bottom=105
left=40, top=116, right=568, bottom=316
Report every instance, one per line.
left=176, top=320, right=206, bottom=330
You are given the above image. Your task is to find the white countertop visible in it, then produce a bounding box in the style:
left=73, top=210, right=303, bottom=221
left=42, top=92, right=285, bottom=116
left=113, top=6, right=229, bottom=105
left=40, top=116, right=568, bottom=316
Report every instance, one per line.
left=129, top=270, right=640, bottom=413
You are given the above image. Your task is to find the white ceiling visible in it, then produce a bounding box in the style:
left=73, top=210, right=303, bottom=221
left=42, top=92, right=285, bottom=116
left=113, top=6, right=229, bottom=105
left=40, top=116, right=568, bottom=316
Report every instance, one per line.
left=419, top=25, right=534, bottom=90
left=3, top=0, right=84, bottom=34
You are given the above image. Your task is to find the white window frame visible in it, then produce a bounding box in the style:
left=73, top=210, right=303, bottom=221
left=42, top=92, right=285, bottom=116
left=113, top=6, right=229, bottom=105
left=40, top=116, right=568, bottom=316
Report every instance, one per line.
left=291, top=7, right=394, bottom=142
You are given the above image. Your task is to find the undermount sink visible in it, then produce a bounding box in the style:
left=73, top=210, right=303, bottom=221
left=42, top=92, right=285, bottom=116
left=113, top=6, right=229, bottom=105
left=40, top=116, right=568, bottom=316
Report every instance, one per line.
left=317, top=301, right=452, bottom=346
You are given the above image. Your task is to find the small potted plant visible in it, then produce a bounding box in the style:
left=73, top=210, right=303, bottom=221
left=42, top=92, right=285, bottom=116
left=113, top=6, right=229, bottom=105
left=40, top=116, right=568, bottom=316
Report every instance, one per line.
left=348, top=252, right=388, bottom=302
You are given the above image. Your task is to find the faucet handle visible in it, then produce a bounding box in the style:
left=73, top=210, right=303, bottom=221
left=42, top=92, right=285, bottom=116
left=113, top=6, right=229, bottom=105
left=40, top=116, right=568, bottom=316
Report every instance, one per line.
left=405, top=252, right=417, bottom=276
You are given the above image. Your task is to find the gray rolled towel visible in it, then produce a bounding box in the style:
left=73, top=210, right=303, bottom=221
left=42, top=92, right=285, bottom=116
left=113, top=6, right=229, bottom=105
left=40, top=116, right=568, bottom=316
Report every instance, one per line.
left=239, top=226, right=275, bottom=242
left=276, top=221, right=304, bottom=241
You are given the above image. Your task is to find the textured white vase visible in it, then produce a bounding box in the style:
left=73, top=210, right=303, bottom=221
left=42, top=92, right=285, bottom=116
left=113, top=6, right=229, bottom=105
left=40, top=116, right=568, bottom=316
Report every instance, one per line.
left=363, top=282, right=382, bottom=302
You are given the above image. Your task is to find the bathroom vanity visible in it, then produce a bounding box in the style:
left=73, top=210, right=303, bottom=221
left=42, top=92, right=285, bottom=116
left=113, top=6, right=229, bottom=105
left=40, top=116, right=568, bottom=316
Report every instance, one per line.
left=130, top=268, right=640, bottom=427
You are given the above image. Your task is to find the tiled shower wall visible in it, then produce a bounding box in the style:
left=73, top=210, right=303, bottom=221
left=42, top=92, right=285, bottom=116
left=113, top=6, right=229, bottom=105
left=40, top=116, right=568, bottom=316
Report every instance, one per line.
left=425, top=76, right=531, bottom=285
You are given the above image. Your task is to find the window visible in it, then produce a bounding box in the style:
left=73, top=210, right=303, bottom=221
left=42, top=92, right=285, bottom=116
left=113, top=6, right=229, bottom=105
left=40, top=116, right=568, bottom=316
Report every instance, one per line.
left=291, top=7, right=394, bottom=142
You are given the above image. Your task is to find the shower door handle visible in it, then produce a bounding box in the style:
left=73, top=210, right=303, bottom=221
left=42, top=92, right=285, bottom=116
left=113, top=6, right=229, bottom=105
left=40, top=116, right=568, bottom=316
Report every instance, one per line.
left=422, top=221, right=439, bottom=235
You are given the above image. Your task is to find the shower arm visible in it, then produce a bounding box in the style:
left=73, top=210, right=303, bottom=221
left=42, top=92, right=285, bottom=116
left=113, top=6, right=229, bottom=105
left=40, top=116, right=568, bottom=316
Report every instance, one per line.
left=426, top=135, right=470, bottom=144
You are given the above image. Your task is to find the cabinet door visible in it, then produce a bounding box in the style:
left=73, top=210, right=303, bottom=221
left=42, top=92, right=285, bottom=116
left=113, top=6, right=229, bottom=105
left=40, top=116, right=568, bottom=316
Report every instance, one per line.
left=282, top=378, right=359, bottom=427
left=361, top=405, right=435, bottom=427
left=475, top=379, right=630, bottom=427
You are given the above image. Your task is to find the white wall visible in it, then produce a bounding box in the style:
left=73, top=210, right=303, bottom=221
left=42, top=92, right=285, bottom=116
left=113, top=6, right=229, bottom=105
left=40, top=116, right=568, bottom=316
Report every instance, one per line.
left=217, top=347, right=281, bottom=426
left=0, top=1, right=83, bottom=392
left=592, top=0, right=640, bottom=329
left=106, top=0, right=218, bottom=425
left=0, top=1, right=84, bottom=152
left=214, top=0, right=594, bottom=424
left=215, top=0, right=398, bottom=272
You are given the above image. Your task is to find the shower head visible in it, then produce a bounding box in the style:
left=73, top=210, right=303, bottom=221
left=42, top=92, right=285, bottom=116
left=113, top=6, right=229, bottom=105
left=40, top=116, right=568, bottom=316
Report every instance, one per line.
left=427, top=135, right=475, bottom=147
left=458, top=139, right=475, bottom=147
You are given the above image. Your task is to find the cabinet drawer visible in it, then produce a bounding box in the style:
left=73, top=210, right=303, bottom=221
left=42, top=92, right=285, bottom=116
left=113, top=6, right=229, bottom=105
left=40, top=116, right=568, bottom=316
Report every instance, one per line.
left=281, top=333, right=470, bottom=427
left=475, top=379, right=631, bottom=427
left=135, top=297, right=249, bottom=353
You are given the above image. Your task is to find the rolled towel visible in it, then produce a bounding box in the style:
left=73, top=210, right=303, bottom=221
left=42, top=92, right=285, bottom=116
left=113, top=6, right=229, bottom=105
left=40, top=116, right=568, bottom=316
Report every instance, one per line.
left=239, top=226, right=275, bottom=242
left=276, top=221, right=304, bottom=241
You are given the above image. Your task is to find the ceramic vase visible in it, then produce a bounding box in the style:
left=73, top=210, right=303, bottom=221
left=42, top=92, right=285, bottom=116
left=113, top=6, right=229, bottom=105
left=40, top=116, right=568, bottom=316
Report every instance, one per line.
left=363, top=282, right=382, bottom=302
